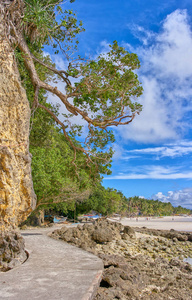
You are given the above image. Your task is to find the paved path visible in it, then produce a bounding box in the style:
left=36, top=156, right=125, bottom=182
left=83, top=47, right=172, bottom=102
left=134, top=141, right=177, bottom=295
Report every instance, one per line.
left=0, top=226, right=103, bottom=300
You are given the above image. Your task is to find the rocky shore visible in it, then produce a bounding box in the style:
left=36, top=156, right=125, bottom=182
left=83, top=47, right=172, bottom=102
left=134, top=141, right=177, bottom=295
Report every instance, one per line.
left=0, top=231, right=27, bottom=272
left=51, top=219, right=192, bottom=300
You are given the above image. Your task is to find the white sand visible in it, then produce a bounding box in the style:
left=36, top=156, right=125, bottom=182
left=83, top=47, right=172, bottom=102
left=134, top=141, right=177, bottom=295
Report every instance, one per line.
left=110, top=216, right=192, bottom=232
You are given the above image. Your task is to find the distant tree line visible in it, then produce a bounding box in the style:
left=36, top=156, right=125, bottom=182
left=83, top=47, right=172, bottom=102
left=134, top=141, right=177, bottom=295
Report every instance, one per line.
left=39, top=187, right=191, bottom=219
left=125, top=196, right=191, bottom=217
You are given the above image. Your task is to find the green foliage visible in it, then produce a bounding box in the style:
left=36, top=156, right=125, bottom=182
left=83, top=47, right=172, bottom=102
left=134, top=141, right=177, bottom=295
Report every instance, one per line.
left=173, top=205, right=192, bottom=215
left=17, top=1, right=144, bottom=180
left=126, top=196, right=191, bottom=216
left=31, top=141, right=70, bottom=200
left=23, top=0, right=84, bottom=53
left=15, top=45, right=96, bottom=209
left=43, top=201, right=76, bottom=216
left=15, top=1, right=145, bottom=217
left=76, top=184, right=126, bottom=216
left=76, top=191, right=191, bottom=218
left=30, top=125, right=94, bottom=203
left=67, top=41, right=143, bottom=168
left=72, top=41, right=143, bottom=120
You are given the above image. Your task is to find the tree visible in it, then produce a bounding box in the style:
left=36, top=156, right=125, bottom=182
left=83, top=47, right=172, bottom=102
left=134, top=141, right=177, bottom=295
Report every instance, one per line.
left=126, top=196, right=191, bottom=216
left=76, top=184, right=127, bottom=216
left=0, top=0, right=143, bottom=231
left=15, top=43, right=95, bottom=215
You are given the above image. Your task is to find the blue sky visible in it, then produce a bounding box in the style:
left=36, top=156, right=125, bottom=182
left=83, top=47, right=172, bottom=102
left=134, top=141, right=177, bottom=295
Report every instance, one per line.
left=47, top=0, right=192, bottom=209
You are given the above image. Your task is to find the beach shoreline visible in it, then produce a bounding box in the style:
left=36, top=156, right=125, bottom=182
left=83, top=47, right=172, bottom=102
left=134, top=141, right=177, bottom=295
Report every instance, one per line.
left=109, top=215, right=192, bottom=232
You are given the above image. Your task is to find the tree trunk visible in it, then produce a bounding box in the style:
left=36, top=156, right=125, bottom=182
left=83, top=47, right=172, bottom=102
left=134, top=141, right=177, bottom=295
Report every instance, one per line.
left=0, top=30, right=36, bottom=231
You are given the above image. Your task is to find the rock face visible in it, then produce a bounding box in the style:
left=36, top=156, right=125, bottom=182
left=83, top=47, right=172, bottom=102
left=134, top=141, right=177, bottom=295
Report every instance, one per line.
left=21, top=209, right=45, bottom=227
left=0, top=2, right=36, bottom=271
left=0, top=22, right=36, bottom=231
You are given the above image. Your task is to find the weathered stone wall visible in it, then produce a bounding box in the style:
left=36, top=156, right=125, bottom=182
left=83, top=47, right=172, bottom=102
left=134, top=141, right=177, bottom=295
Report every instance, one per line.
left=0, top=33, right=36, bottom=230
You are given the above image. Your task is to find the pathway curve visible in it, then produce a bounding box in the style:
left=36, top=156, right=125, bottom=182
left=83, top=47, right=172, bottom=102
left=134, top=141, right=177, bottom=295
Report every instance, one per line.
left=0, top=226, right=103, bottom=300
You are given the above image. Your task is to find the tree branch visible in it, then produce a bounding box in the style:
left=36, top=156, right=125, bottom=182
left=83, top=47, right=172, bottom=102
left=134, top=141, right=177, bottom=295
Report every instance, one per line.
left=31, top=53, right=72, bottom=87
left=13, top=26, right=137, bottom=129
left=8, top=22, right=140, bottom=179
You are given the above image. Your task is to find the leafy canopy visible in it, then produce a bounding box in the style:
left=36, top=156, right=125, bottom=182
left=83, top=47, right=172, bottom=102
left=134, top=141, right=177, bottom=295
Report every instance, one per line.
left=23, top=0, right=84, bottom=53
left=5, top=0, right=143, bottom=179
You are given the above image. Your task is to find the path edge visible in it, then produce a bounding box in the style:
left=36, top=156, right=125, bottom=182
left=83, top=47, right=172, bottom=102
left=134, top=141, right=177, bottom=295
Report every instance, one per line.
left=81, top=269, right=103, bottom=300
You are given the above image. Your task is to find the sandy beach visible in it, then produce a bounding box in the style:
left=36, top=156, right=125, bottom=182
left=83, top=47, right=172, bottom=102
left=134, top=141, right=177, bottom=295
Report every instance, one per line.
left=118, top=215, right=192, bottom=232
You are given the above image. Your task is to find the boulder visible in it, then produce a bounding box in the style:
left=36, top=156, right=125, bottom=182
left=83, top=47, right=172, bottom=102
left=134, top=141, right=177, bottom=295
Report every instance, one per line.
left=92, top=228, right=113, bottom=243
left=122, top=226, right=136, bottom=240
left=0, top=230, right=27, bottom=272
left=51, top=219, right=126, bottom=248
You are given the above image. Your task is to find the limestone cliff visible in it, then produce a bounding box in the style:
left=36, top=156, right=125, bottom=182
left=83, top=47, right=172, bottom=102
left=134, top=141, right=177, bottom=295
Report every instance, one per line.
left=0, top=34, right=36, bottom=230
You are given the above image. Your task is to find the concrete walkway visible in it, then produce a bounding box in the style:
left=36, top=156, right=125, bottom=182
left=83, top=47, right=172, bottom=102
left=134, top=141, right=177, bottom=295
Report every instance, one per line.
left=0, top=226, right=103, bottom=300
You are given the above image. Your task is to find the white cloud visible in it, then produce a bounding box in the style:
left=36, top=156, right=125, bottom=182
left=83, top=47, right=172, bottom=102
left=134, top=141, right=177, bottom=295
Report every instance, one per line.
left=154, top=10, right=192, bottom=79
left=105, top=165, right=192, bottom=180
left=129, top=25, right=155, bottom=46
left=119, top=77, right=177, bottom=143
left=99, top=40, right=111, bottom=54
left=43, top=11, right=192, bottom=148
left=152, top=188, right=192, bottom=209
left=120, top=9, right=192, bottom=143
left=121, top=155, right=140, bottom=161
left=53, top=55, right=69, bottom=71
left=112, top=144, right=124, bottom=160
left=128, top=140, right=192, bottom=158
